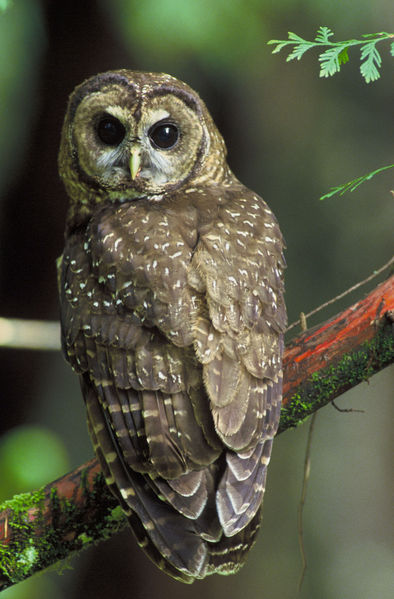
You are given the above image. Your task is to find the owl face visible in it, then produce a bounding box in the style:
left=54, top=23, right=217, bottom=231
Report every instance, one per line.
left=59, top=70, right=227, bottom=213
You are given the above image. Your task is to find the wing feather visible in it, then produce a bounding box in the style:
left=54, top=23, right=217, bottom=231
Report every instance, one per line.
left=191, top=192, right=286, bottom=450
left=85, top=384, right=208, bottom=579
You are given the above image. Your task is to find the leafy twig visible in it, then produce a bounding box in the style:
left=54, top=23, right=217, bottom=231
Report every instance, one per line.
left=268, top=27, right=394, bottom=83
left=319, top=164, right=394, bottom=200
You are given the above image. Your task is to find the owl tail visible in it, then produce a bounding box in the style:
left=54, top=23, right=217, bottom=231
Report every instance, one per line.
left=85, top=381, right=267, bottom=582
left=125, top=501, right=262, bottom=582
left=216, top=439, right=273, bottom=535
left=85, top=388, right=210, bottom=582
left=206, top=508, right=262, bottom=576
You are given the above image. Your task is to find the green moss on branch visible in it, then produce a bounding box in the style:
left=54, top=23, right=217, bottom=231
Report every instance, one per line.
left=278, top=317, right=393, bottom=432
left=0, top=471, right=126, bottom=590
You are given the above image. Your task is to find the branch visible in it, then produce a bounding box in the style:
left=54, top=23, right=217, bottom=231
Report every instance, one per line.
left=1, top=276, right=393, bottom=590
left=0, top=318, right=60, bottom=351
left=280, top=274, right=393, bottom=431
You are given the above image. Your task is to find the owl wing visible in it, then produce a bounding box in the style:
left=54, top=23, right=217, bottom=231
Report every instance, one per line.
left=189, top=188, right=286, bottom=535
left=59, top=210, right=223, bottom=580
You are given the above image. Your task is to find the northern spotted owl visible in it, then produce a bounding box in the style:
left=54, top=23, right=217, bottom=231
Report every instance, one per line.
left=58, top=70, right=286, bottom=582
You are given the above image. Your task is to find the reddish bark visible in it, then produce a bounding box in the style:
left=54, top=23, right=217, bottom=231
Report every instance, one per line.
left=282, top=275, right=393, bottom=403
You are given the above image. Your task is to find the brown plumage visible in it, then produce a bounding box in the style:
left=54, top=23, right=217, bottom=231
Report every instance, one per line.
left=58, top=70, right=286, bottom=582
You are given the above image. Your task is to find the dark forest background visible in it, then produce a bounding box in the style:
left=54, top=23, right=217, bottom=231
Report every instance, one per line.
left=0, top=1, right=392, bottom=598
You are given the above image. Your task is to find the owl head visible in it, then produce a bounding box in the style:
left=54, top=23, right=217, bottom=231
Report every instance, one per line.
left=59, top=70, right=230, bottom=229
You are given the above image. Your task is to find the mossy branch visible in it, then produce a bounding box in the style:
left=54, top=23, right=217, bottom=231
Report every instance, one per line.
left=279, top=275, right=393, bottom=431
left=0, top=275, right=393, bottom=591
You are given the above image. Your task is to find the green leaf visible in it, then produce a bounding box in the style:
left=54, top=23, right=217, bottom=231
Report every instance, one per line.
left=360, top=42, right=382, bottom=65
left=287, top=31, right=306, bottom=43
left=390, top=42, right=394, bottom=56
left=360, top=42, right=382, bottom=82
left=315, top=26, right=334, bottom=43
left=338, top=47, right=349, bottom=65
left=268, top=40, right=291, bottom=54
left=319, top=46, right=343, bottom=77
left=286, top=43, right=313, bottom=62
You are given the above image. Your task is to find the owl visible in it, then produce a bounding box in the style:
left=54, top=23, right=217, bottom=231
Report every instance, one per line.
left=58, top=70, right=286, bottom=582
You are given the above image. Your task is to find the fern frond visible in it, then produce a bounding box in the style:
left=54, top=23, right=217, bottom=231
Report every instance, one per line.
left=268, top=29, right=393, bottom=83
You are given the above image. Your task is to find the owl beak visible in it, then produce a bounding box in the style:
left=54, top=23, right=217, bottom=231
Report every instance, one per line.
left=129, top=147, right=142, bottom=180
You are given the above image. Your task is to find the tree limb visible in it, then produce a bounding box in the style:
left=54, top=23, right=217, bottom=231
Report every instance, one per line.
left=0, top=275, right=393, bottom=591
left=280, top=274, right=393, bottom=430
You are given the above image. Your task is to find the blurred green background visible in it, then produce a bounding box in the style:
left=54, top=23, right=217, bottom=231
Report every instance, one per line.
left=0, top=1, right=392, bottom=598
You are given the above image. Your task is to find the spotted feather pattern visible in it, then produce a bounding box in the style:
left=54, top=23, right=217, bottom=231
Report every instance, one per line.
left=59, top=70, right=286, bottom=582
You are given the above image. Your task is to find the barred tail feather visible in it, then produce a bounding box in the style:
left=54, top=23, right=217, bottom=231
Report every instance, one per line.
left=85, top=383, right=209, bottom=580
left=206, top=509, right=262, bottom=576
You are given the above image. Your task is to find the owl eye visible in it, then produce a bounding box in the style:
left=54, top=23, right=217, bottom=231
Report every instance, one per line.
left=97, top=116, right=126, bottom=146
left=148, top=122, right=179, bottom=149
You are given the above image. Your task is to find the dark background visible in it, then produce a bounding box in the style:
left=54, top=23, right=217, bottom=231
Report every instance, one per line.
left=0, top=1, right=392, bottom=598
